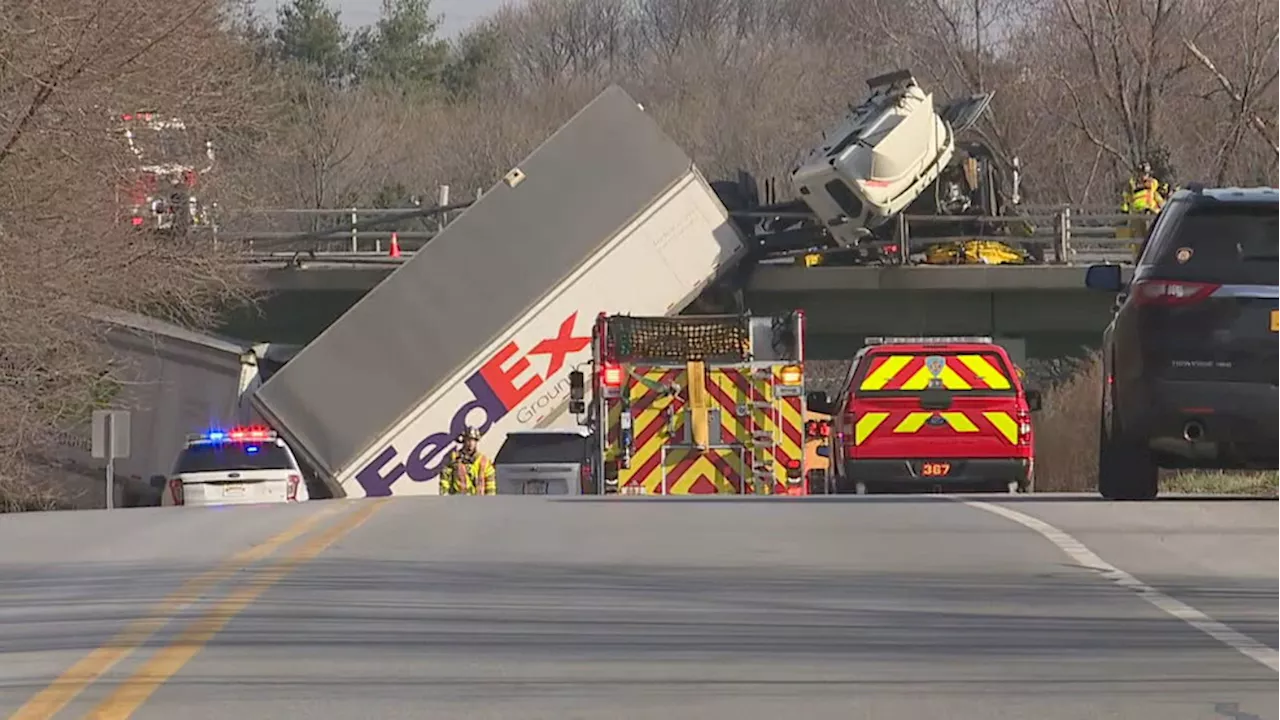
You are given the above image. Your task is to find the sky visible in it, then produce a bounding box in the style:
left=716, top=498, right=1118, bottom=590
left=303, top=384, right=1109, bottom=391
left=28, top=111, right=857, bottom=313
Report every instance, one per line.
left=252, top=0, right=516, bottom=38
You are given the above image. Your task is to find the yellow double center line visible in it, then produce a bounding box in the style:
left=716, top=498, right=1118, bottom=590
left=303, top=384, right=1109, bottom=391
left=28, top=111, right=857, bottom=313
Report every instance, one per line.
left=11, top=499, right=387, bottom=720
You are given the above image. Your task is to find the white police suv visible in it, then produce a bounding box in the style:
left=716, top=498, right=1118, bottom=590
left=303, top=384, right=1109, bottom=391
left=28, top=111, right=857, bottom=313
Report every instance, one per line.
left=160, top=427, right=309, bottom=507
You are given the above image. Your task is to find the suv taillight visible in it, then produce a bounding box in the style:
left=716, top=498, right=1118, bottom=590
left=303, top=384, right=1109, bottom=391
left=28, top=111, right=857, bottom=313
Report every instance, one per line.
left=1131, top=279, right=1219, bottom=306
left=168, top=478, right=184, bottom=506
left=286, top=474, right=301, bottom=502
left=580, top=463, right=593, bottom=494
left=1017, top=408, right=1033, bottom=446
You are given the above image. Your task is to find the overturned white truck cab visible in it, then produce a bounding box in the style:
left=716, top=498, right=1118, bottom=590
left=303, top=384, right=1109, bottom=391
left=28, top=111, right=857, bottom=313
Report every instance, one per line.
left=790, top=69, right=993, bottom=247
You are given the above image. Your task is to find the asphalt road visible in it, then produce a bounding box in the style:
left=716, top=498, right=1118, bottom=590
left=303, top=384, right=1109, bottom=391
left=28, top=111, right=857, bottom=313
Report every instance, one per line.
left=0, top=494, right=1275, bottom=720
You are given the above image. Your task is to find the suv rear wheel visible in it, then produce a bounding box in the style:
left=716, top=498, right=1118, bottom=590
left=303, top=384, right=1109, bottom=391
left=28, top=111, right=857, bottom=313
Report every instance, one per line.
left=1097, top=393, right=1158, bottom=500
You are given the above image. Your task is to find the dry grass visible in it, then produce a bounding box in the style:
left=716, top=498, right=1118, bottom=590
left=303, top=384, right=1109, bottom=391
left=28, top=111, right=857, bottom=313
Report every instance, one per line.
left=0, top=477, right=69, bottom=513
left=1033, top=353, right=1104, bottom=492
left=1162, top=471, right=1278, bottom=497
left=1035, top=354, right=1278, bottom=496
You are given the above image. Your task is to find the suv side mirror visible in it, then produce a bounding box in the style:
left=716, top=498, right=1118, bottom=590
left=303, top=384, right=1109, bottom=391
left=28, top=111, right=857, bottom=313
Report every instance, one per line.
left=568, top=370, right=586, bottom=414
left=1025, top=389, right=1042, bottom=412
left=806, top=390, right=832, bottom=414
left=1085, top=264, right=1123, bottom=292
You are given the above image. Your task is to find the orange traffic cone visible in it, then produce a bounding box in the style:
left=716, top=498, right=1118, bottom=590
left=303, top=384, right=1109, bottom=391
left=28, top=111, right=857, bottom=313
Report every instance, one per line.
left=388, top=231, right=401, bottom=258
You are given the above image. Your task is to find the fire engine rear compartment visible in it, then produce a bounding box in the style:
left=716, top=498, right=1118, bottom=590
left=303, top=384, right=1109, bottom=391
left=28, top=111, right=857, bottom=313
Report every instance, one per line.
left=603, top=362, right=806, bottom=495
left=591, top=313, right=809, bottom=495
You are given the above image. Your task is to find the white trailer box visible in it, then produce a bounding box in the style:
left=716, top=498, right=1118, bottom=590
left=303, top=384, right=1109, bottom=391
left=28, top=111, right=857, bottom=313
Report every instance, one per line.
left=251, top=85, right=748, bottom=498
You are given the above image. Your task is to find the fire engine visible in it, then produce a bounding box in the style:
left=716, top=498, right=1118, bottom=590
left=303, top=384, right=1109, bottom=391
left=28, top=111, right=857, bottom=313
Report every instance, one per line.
left=115, top=111, right=216, bottom=232
left=567, top=311, right=813, bottom=495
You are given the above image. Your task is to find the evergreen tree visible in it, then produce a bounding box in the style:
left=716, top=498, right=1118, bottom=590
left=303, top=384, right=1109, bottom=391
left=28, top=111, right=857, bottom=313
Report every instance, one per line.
left=273, top=0, right=353, bottom=85
left=353, top=0, right=448, bottom=95
left=441, top=19, right=505, bottom=101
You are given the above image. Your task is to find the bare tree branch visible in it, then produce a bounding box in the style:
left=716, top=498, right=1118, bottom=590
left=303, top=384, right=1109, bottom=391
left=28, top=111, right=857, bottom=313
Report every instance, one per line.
left=0, top=0, right=272, bottom=502
left=1182, top=36, right=1279, bottom=155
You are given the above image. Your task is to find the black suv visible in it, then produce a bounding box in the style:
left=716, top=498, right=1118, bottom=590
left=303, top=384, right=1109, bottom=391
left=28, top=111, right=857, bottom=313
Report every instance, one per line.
left=1085, top=185, right=1278, bottom=500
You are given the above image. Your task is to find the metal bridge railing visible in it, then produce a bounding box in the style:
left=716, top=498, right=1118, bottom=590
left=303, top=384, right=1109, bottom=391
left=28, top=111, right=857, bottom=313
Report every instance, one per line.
left=204, top=201, right=1142, bottom=266
left=208, top=206, right=459, bottom=255
left=892, top=208, right=1141, bottom=265
left=204, top=184, right=477, bottom=254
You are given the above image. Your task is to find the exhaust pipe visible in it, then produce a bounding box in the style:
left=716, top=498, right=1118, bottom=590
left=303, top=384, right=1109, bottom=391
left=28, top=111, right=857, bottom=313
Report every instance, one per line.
left=1182, top=420, right=1205, bottom=443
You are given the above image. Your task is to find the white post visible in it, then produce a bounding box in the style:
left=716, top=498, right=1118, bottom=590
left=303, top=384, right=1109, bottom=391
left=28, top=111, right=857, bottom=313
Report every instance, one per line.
left=104, top=413, right=115, bottom=510
left=106, top=455, right=115, bottom=510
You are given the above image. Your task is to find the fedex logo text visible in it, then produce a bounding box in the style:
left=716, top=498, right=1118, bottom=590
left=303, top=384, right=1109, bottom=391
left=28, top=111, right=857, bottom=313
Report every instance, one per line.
left=355, top=313, right=590, bottom=496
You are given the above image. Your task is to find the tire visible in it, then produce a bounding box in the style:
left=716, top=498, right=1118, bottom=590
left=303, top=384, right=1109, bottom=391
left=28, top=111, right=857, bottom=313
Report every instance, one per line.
left=1097, top=388, right=1158, bottom=500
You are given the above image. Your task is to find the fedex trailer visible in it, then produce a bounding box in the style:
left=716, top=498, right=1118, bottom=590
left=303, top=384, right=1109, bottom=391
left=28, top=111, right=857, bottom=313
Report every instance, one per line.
left=251, top=85, right=749, bottom=497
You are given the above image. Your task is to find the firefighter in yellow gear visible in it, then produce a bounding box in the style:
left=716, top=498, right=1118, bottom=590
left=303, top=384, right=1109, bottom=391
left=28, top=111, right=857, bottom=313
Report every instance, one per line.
left=439, top=426, right=497, bottom=495
left=1121, top=161, right=1165, bottom=214
left=1119, top=160, right=1165, bottom=257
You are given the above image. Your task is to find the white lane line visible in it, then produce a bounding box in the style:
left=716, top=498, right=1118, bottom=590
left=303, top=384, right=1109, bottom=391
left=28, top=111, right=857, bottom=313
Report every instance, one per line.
left=958, top=498, right=1280, bottom=674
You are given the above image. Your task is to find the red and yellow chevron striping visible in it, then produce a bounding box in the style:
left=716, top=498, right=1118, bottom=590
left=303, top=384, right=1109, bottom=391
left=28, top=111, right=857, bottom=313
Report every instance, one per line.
left=604, top=364, right=805, bottom=495
left=853, top=410, right=1021, bottom=445
left=660, top=447, right=746, bottom=494
left=858, top=353, right=1012, bottom=392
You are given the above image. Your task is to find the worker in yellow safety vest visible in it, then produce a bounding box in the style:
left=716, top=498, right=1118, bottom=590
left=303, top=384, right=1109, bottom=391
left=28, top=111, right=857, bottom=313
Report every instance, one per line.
left=1119, top=160, right=1165, bottom=257
left=439, top=426, right=497, bottom=495
left=1121, top=161, right=1166, bottom=214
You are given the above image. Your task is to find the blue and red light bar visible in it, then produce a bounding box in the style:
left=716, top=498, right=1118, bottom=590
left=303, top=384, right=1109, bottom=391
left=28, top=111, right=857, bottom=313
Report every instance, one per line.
left=188, top=426, right=277, bottom=443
